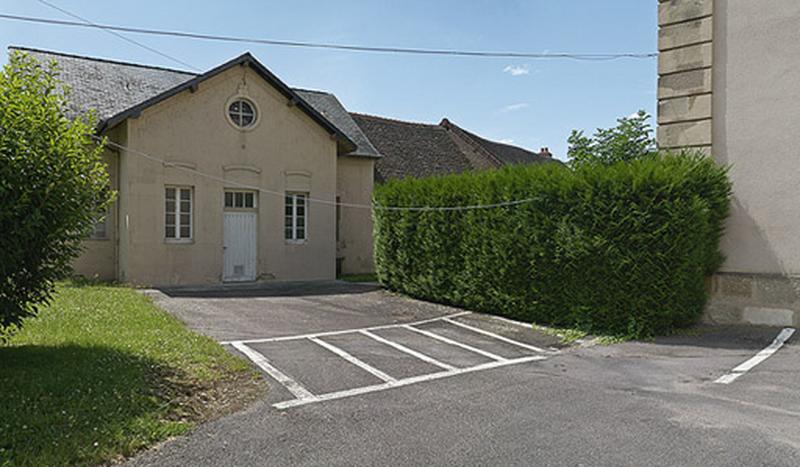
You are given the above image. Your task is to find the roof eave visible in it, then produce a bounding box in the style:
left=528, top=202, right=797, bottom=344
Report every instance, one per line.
left=342, top=150, right=383, bottom=159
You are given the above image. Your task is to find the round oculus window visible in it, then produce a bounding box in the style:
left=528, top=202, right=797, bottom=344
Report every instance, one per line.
left=228, top=98, right=257, bottom=128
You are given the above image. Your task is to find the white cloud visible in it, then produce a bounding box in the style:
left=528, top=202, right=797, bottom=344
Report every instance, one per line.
left=500, top=103, right=530, bottom=113
left=503, top=64, right=530, bottom=76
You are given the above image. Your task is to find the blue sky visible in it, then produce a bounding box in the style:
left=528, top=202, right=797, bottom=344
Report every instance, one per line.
left=0, top=0, right=657, bottom=160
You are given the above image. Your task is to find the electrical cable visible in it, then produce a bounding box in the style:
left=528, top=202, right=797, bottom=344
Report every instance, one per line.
left=94, top=136, right=541, bottom=212
left=3, top=11, right=657, bottom=62
left=34, top=0, right=200, bottom=71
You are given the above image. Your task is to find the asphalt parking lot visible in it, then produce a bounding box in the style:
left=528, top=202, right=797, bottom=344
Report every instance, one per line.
left=131, top=282, right=800, bottom=466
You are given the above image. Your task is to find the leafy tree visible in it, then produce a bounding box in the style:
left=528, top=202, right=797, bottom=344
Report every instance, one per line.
left=567, top=110, right=657, bottom=168
left=0, top=52, right=112, bottom=330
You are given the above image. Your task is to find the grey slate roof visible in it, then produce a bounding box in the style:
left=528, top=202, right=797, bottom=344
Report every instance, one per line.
left=9, top=46, right=375, bottom=157
left=294, top=89, right=380, bottom=158
left=12, top=46, right=195, bottom=122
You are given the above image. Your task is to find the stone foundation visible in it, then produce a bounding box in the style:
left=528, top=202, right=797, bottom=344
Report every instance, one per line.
left=705, top=272, right=800, bottom=326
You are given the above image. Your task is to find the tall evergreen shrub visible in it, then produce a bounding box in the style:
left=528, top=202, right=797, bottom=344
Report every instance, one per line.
left=373, top=153, right=731, bottom=338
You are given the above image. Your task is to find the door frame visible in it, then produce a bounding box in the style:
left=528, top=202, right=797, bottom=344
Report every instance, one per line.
left=223, top=189, right=258, bottom=282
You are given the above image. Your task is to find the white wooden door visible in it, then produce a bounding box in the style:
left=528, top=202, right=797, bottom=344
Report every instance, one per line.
left=223, top=212, right=257, bottom=282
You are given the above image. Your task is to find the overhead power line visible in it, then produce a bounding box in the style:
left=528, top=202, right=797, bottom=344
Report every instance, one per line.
left=33, top=0, right=199, bottom=71
left=2, top=12, right=657, bottom=62
left=94, top=137, right=540, bottom=212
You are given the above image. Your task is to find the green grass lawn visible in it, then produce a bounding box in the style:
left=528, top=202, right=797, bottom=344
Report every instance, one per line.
left=0, top=281, right=265, bottom=466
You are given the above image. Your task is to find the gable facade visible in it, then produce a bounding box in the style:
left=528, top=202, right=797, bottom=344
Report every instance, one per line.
left=117, top=65, right=341, bottom=284
left=43, top=51, right=377, bottom=286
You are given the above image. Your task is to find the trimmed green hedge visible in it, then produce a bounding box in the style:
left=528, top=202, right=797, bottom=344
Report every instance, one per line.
left=373, top=154, right=731, bottom=338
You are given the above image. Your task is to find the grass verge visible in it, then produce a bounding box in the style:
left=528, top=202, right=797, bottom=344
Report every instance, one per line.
left=339, top=273, right=378, bottom=283
left=532, top=324, right=631, bottom=346
left=0, top=281, right=265, bottom=466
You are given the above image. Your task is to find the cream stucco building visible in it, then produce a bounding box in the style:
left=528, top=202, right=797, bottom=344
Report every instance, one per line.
left=657, top=0, right=800, bottom=326
left=18, top=47, right=380, bottom=285
left=15, top=47, right=552, bottom=286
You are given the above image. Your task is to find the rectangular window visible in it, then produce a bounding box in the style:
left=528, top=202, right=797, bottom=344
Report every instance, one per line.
left=90, top=209, right=109, bottom=239
left=284, top=192, right=307, bottom=242
left=224, top=190, right=256, bottom=209
left=165, top=186, right=192, bottom=241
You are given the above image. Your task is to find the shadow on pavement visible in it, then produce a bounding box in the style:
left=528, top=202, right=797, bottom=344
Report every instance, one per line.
left=643, top=324, right=795, bottom=351
left=158, top=280, right=382, bottom=299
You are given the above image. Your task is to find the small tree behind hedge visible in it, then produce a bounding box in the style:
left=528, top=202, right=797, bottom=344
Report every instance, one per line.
left=373, top=154, right=731, bottom=338
left=568, top=110, right=657, bottom=168
left=0, top=52, right=112, bottom=330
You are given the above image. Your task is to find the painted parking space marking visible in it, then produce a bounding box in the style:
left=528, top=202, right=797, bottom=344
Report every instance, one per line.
left=273, top=355, right=546, bottom=409
left=442, top=318, right=554, bottom=354
left=403, top=324, right=507, bottom=362
left=226, top=313, right=551, bottom=409
left=309, top=337, right=397, bottom=383
left=359, top=329, right=456, bottom=371
left=221, top=311, right=472, bottom=345
left=230, top=341, right=316, bottom=401
left=714, top=327, right=796, bottom=384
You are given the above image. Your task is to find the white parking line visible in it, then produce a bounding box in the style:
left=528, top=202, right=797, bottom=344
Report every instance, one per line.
left=309, top=337, right=397, bottom=383
left=484, top=315, right=577, bottom=349
left=359, top=330, right=456, bottom=371
left=443, top=318, right=553, bottom=354
left=229, top=314, right=554, bottom=410
left=714, top=327, right=796, bottom=384
left=273, top=355, right=547, bottom=409
left=221, top=311, right=472, bottom=345
left=404, top=325, right=507, bottom=362
left=230, top=341, right=316, bottom=401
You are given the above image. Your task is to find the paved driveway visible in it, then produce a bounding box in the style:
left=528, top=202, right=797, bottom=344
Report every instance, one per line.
left=131, top=282, right=800, bottom=466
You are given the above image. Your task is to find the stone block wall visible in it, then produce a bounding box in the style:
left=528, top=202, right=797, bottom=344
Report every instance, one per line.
left=657, top=0, right=713, bottom=154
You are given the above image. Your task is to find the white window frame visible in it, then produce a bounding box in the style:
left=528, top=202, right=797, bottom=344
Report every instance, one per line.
left=226, top=97, right=258, bottom=130
left=224, top=190, right=257, bottom=210
left=284, top=192, right=308, bottom=244
left=90, top=208, right=109, bottom=240
left=165, top=186, right=193, bottom=243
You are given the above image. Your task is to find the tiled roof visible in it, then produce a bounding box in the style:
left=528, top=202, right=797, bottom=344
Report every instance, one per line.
left=352, top=113, right=556, bottom=183
left=8, top=46, right=374, bottom=156
left=440, top=118, right=555, bottom=165
left=351, top=113, right=484, bottom=183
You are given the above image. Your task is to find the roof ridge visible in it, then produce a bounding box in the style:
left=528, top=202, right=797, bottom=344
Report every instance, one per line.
left=292, top=87, right=333, bottom=96
left=441, top=118, right=550, bottom=161
left=8, top=45, right=198, bottom=76
left=350, top=112, right=444, bottom=129
left=443, top=118, right=536, bottom=153
left=440, top=119, right=504, bottom=167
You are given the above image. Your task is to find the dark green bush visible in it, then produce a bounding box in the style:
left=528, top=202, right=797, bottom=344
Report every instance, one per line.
left=373, top=153, right=731, bottom=338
